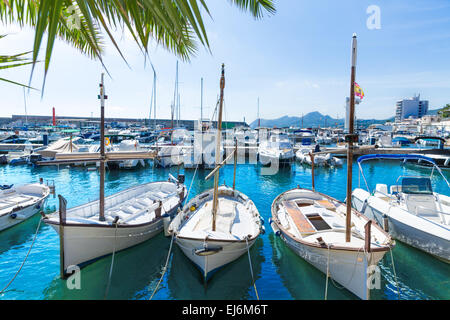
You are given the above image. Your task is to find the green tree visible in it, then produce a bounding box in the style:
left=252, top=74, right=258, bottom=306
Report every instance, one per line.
left=0, top=0, right=276, bottom=90
left=438, top=104, right=450, bottom=118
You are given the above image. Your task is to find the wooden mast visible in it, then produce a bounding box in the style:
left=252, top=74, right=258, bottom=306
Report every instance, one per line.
left=99, top=73, right=107, bottom=221
left=345, top=34, right=358, bottom=242
left=212, top=64, right=225, bottom=232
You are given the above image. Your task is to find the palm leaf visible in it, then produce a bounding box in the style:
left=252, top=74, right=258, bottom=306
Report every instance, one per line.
left=0, top=0, right=276, bottom=89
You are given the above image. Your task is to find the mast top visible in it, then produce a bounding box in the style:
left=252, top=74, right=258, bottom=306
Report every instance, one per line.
left=220, top=64, right=225, bottom=90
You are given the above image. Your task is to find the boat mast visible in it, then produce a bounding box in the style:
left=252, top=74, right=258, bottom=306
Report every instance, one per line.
left=345, top=34, right=358, bottom=242
left=257, top=97, right=260, bottom=128
left=23, top=88, right=28, bottom=126
left=212, top=64, right=225, bottom=232
left=99, top=73, right=107, bottom=221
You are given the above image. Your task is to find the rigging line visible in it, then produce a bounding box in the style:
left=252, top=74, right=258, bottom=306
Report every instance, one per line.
left=104, top=221, right=118, bottom=300
left=0, top=218, right=42, bottom=295
left=149, top=233, right=175, bottom=300
left=324, top=245, right=331, bottom=300
left=186, top=163, right=199, bottom=202
left=390, top=249, right=401, bottom=300
left=245, top=237, right=259, bottom=300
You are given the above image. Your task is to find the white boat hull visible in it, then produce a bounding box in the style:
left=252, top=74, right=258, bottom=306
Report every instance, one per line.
left=0, top=198, right=47, bottom=231
left=0, top=183, right=50, bottom=232
left=279, top=231, right=385, bottom=300
left=352, top=190, right=450, bottom=262
left=175, top=237, right=257, bottom=279
left=50, top=215, right=171, bottom=273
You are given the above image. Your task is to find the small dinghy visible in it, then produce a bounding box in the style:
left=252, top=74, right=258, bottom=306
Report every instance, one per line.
left=169, top=186, right=262, bottom=279
left=0, top=183, right=50, bottom=231
left=169, top=65, right=263, bottom=280
left=44, top=176, right=186, bottom=277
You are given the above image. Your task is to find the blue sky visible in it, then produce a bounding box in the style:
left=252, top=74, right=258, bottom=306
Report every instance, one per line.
left=1, top=0, right=450, bottom=123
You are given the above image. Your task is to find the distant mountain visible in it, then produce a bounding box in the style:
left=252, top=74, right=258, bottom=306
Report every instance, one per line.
left=250, top=108, right=442, bottom=129
left=250, top=112, right=344, bottom=129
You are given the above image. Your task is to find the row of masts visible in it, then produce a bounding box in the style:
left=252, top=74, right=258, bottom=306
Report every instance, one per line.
left=96, top=34, right=358, bottom=241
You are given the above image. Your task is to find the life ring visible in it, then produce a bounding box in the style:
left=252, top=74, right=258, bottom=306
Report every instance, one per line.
left=105, top=137, right=110, bottom=146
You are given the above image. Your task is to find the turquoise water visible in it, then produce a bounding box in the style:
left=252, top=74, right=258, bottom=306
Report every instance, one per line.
left=0, top=160, right=449, bottom=300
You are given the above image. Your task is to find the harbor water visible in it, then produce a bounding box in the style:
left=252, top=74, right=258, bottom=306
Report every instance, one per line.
left=0, top=160, right=449, bottom=300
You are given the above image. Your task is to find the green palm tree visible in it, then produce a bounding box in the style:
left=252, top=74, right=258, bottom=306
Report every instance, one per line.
left=0, top=0, right=276, bottom=89
left=0, top=35, right=38, bottom=88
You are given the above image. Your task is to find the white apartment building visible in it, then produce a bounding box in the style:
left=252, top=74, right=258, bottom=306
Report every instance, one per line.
left=395, top=94, right=428, bottom=122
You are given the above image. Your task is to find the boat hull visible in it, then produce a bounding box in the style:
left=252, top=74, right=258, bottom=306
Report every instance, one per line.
left=352, top=192, right=450, bottom=263
left=0, top=197, right=47, bottom=231
left=49, top=205, right=179, bottom=276
left=176, top=237, right=257, bottom=279
left=278, top=230, right=385, bottom=300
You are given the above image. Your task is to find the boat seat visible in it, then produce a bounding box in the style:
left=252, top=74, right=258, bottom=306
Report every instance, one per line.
left=314, top=199, right=336, bottom=211
left=282, top=201, right=316, bottom=235
left=376, top=184, right=388, bottom=195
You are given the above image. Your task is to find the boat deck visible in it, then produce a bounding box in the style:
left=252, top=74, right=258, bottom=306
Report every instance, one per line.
left=178, top=197, right=258, bottom=241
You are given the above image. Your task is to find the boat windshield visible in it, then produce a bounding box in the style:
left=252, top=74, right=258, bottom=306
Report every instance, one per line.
left=279, top=142, right=292, bottom=149
left=401, top=177, right=433, bottom=195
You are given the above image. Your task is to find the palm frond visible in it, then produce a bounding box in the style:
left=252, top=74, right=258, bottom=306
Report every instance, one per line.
left=0, top=0, right=276, bottom=89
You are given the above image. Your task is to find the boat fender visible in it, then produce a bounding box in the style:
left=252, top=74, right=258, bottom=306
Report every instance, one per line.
left=35, top=203, right=41, bottom=210
left=382, top=214, right=389, bottom=232
left=112, top=216, right=120, bottom=226
left=360, top=199, right=368, bottom=213
left=194, top=246, right=223, bottom=256
left=163, top=215, right=172, bottom=237
left=190, top=205, right=196, bottom=212
left=260, top=225, right=266, bottom=235
left=445, top=158, right=450, bottom=167
left=260, top=216, right=264, bottom=225
left=10, top=213, right=26, bottom=220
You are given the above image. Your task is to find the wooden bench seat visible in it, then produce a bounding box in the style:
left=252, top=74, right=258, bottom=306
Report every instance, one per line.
left=282, top=201, right=316, bottom=234
left=314, top=199, right=336, bottom=211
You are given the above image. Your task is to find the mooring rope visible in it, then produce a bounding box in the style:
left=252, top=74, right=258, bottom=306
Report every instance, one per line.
left=389, top=248, right=401, bottom=300
left=324, top=245, right=331, bottom=300
left=104, top=222, right=118, bottom=300
left=149, top=233, right=174, bottom=300
left=0, top=217, right=42, bottom=295
left=245, top=237, right=259, bottom=300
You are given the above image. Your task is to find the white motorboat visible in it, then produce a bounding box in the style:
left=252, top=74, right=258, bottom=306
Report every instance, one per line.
left=270, top=187, right=393, bottom=299
left=155, top=129, right=191, bottom=168
left=168, top=186, right=262, bottom=279
left=44, top=177, right=186, bottom=276
left=296, top=149, right=343, bottom=167
left=352, top=154, right=450, bottom=263
left=258, top=134, right=294, bottom=167
left=0, top=183, right=50, bottom=231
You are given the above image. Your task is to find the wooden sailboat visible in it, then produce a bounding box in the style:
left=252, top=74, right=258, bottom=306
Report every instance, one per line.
left=269, top=35, right=394, bottom=300
left=168, top=65, right=264, bottom=279
left=43, top=74, right=187, bottom=278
